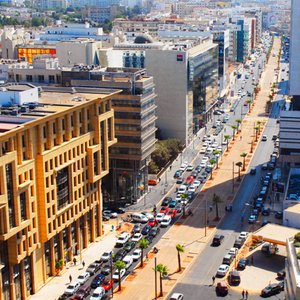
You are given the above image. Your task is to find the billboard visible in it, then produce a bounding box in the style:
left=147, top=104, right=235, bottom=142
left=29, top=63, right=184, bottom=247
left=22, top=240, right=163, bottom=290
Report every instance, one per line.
left=18, top=47, right=56, bottom=63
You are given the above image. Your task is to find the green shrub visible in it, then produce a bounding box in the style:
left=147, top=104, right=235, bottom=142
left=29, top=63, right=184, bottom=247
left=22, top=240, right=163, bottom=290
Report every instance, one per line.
left=294, top=232, right=300, bottom=242
left=297, top=251, right=300, bottom=259
left=294, top=242, right=300, bottom=248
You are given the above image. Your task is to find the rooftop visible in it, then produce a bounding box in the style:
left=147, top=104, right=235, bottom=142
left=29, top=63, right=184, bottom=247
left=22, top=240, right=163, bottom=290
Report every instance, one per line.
left=285, top=203, right=300, bottom=214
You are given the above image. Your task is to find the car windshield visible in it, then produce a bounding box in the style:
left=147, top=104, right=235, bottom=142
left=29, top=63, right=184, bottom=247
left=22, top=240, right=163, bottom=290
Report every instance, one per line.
left=92, top=292, right=101, bottom=297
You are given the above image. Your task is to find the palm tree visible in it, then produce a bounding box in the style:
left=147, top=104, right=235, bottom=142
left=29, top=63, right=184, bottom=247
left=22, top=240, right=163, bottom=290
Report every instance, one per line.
left=254, top=126, right=259, bottom=141
left=236, top=162, right=243, bottom=181
left=240, top=152, right=247, bottom=171
left=236, top=119, right=242, bottom=132
left=212, top=193, right=223, bottom=220
left=209, top=159, right=216, bottom=179
left=139, top=238, right=149, bottom=267
left=247, top=100, right=252, bottom=111
left=212, top=149, right=221, bottom=169
left=176, top=244, right=185, bottom=272
left=231, top=125, right=238, bottom=140
left=155, top=264, right=168, bottom=297
left=224, top=135, right=231, bottom=151
left=256, top=121, right=262, bottom=133
left=115, top=260, right=126, bottom=291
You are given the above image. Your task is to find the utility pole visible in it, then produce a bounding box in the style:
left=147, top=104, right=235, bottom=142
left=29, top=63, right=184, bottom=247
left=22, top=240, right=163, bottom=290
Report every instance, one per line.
left=154, top=257, right=157, bottom=300
left=232, top=162, right=235, bottom=193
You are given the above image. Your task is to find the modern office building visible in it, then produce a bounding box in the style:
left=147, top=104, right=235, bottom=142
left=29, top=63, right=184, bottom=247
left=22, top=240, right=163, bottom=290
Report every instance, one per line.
left=61, top=67, right=157, bottom=206
left=289, top=0, right=300, bottom=105
left=0, top=84, right=119, bottom=300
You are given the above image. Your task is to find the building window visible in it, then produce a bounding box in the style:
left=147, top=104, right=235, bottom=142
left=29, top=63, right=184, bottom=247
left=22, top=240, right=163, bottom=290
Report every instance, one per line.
left=56, top=167, right=70, bottom=210
left=38, top=75, right=44, bottom=83
left=49, top=75, right=55, bottom=84
left=26, top=75, right=32, bottom=82
left=6, top=163, right=16, bottom=228
left=20, top=192, right=27, bottom=221
left=93, top=152, right=99, bottom=175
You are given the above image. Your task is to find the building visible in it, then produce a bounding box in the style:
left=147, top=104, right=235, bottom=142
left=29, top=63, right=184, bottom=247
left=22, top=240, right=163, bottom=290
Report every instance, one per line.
left=61, top=67, right=157, bottom=206
left=39, top=23, right=110, bottom=43
left=289, top=0, right=300, bottom=104
left=17, top=45, right=56, bottom=64
left=285, top=237, right=300, bottom=300
left=86, top=5, right=125, bottom=24
left=0, top=84, right=119, bottom=300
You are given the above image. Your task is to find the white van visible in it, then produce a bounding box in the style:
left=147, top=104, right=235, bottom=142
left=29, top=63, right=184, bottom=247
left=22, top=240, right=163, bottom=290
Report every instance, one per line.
left=90, top=287, right=105, bottom=300
left=178, top=185, right=187, bottom=194
left=123, top=255, right=133, bottom=269
left=115, top=232, right=131, bottom=247
left=131, top=213, right=148, bottom=223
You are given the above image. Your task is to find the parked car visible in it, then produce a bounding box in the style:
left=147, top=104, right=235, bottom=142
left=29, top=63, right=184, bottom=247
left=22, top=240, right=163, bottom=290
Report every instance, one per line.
left=132, top=224, right=141, bottom=234
left=101, top=251, right=113, bottom=262
left=74, top=285, right=91, bottom=300
left=90, top=274, right=106, bottom=289
left=132, top=249, right=142, bottom=261
left=228, top=248, right=239, bottom=257
left=155, top=213, right=165, bottom=222
left=101, top=278, right=113, bottom=292
left=168, top=200, right=177, bottom=208
left=248, top=214, right=257, bottom=224
left=145, top=235, right=154, bottom=244
left=217, top=264, right=229, bottom=277
left=250, top=168, right=256, bottom=175
left=86, top=262, right=101, bottom=275
left=160, top=207, right=169, bottom=214
left=174, top=170, right=183, bottom=178
left=113, top=249, right=127, bottom=262
left=147, top=218, right=159, bottom=227
left=161, top=216, right=172, bottom=227
left=170, top=293, right=184, bottom=300
left=234, top=238, right=245, bottom=249
left=141, top=224, right=152, bottom=235
left=112, top=269, right=126, bottom=281
left=228, top=270, right=241, bottom=285
left=216, top=281, right=228, bottom=296
left=149, top=226, right=160, bottom=237
left=77, top=272, right=90, bottom=285
left=262, top=207, right=271, bottom=216
left=237, top=258, right=249, bottom=270
left=186, top=165, right=194, bottom=171
left=90, top=287, right=106, bottom=300
left=122, top=255, right=133, bottom=269
left=212, top=234, right=224, bottom=246
left=162, top=197, right=171, bottom=207
left=100, top=265, right=110, bottom=276
left=65, top=282, right=81, bottom=296
left=275, top=211, right=283, bottom=219
left=131, top=233, right=143, bottom=242
left=261, top=282, right=284, bottom=297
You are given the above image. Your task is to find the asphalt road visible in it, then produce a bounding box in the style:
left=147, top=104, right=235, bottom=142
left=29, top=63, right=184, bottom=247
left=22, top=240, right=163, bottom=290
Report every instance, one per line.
left=168, top=38, right=289, bottom=300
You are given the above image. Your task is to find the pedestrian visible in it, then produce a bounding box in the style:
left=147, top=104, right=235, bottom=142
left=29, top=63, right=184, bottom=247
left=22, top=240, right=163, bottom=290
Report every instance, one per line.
left=251, top=256, right=254, bottom=265
left=240, top=135, right=242, bottom=140
left=146, top=253, right=149, bottom=261
left=209, top=205, right=213, bottom=212
left=169, top=165, right=172, bottom=171
left=225, top=206, right=228, bottom=212
left=73, top=257, right=77, bottom=266
left=212, top=275, right=215, bottom=285
left=242, top=290, right=245, bottom=299
left=69, top=274, right=72, bottom=283
left=245, top=290, right=249, bottom=299
left=82, top=260, right=85, bottom=268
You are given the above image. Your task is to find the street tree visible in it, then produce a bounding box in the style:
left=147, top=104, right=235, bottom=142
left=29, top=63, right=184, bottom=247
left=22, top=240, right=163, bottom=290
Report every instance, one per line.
left=240, top=152, right=247, bottom=171
left=139, top=238, right=149, bottom=267
left=224, top=135, right=231, bottom=151
left=247, top=100, right=252, bottom=111
left=254, top=126, right=260, bottom=142
left=155, top=264, right=168, bottom=297
left=115, top=260, right=126, bottom=291
left=231, top=125, right=238, bottom=140
left=212, top=150, right=221, bottom=169
left=176, top=244, right=185, bottom=272
left=236, top=162, right=243, bottom=181
left=236, top=119, right=242, bottom=131
left=212, top=193, right=223, bottom=220
left=209, top=159, right=216, bottom=179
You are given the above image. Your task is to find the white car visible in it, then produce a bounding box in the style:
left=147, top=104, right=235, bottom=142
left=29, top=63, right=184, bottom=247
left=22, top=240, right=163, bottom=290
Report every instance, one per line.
left=161, top=216, right=172, bottom=227
left=188, top=185, right=196, bottom=193
left=116, top=232, right=131, bottom=247
left=202, top=156, right=209, bottom=162
left=122, top=255, right=133, bottom=269
left=175, top=194, right=182, bottom=201
left=186, top=165, right=194, bottom=171
left=131, top=233, right=142, bottom=242
left=178, top=185, right=187, bottom=194
left=200, top=147, right=207, bottom=154
left=156, top=213, right=165, bottom=222
left=77, top=272, right=90, bottom=285
left=142, top=212, right=154, bottom=220
left=90, top=287, right=106, bottom=300
left=180, top=163, right=187, bottom=171
left=193, top=180, right=201, bottom=188
left=112, top=268, right=126, bottom=281
left=217, top=264, right=229, bottom=277
left=65, top=281, right=81, bottom=295
left=239, top=231, right=249, bottom=240
left=228, top=247, right=239, bottom=257
left=206, top=147, right=214, bottom=154
left=101, top=251, right=113, bottom=262
left=132, top=249, right=142, bottom=261
left=103, top=210, right=118, bottom=218
left=170, top=293, right=184, bottom=300
left=199, top=161, right=207, bottom=168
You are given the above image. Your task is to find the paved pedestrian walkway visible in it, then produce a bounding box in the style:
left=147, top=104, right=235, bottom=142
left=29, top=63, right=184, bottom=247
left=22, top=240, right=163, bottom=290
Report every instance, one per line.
left=112, top=37, right=281, bottom=300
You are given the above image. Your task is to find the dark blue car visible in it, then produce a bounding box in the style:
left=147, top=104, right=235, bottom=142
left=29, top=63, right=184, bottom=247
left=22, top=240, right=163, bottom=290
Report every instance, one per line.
left=90, top=274, right=106, bottom=289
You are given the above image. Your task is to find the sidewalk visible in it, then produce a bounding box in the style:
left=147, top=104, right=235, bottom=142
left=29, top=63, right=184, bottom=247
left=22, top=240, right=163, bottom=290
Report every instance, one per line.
left=112, top=37, right=281, bottom=300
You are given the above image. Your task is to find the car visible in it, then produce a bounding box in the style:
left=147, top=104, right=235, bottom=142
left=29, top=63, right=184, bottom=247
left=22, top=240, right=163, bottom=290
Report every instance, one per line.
left=162, top=197, right=171, bottom=207
left=262, top=135, right=267, bottom=141
left=272, top=135, right=278, bottom=141
left=90, top=274, right=106, bottom=289
left=100, top=264, right=110, bottom=276
left=149, top=226, right=160, bottom=237
left=124, top=241, right=136, bottom=252
left=239, top=231, right=249, bottom=240
left=122, top=255, right=133, bottom=269
left=191, top=171, right=198, bottom=178
left=174, top=170, right=183, bottom=178
left=170, top=293, right=184, bottom=300
left=167, top=209, right=177, bottom=218
left=179, top=163, right=187, bottom=171
left=176, top=176, right=184, bottom=184
left=101, top=278, right=113, bottom=292
left=145, top=235, right=154, bottom=244
left=250, top=168, right=256, bottom=175
left=262, top=207, right=271, bottom=216
left=200, top=147, right=207, bottom=154
left=155, top=213, right=165, bottom=222
left=186, top=165, right=194, bottom=171
left=115, top=232, right=130, bottom=247
left=131, top=233, right=142, bottom=242
left=199, top=161, right=207, bottom=168
left=132, top=249, right=142, bottom=261
left=103, top=210, right=118, bottom=218
left=262, top=219, right=270, bottom=227
left=160, top=207, right=169, bottom=214
left=113, top=249, right=127, bottom=262
left=228, top=247, right=239, bottom=257
left=161, top=215, right=172, bottom=227
left=101, top=251, right=113, bottom=262
left=86, top=262, right=101, bottom=275
left=262, top=163, right=268, bottom=170
left=186, top=176, right=194, bottom=184
left=202, top=156, right=209, bottom=163
left=217, top=264, right=229, bottom=277
left=212, top=234, right=224, bottom=246
left=74, top=285, right=91, bottom=300
left=193, top=180, right=201, bottom=188
left=112, top=268, right=126, bottom=281
left=186, top=191, right=194, bottom=201
left=132, top=224, right=141, bottom=234
left=188, top=185, right=196, bottom=193
left=168, top=200, right=177, bottom=209
left=261, top=282, right=284, bottom=297
left=237, top=258, right=249, bottom=270
left=90, top=287, right=106, bottom=300
left=175, top=203, right=183, bottom=213
left=234, top=238, right=245, bottom=249
left=77, top=272, right=90, bottom=285
left=141, top=224, right=152, bottom=235
left=216, top=281, right=228, bottom=296
left=175, top=194, right=182, bottom=202
left=141, top=212, right=154, bottom=220
left=147, top=218, right=159, bottom=227
left=213, top=110, right=222, bottom=115
left=275, top=211, right=283, bottom=219
left=252, top=209, right=259, bottom=217
left=248, top=214, right=257, bottom=224
left=65, top=282, right=81, bottom=296
left=228, top=270, right=241, bottom=285
left=178, top=185, right=187, bottom=194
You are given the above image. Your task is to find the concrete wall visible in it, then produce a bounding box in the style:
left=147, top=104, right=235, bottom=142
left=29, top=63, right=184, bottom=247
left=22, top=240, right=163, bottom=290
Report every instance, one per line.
left=145, top=49, right=188, bottom=145
left=0, top=87, right=38, bottom=106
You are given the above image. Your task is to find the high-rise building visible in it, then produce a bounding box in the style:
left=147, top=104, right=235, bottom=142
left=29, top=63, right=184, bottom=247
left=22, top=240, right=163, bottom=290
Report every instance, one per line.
left=0, top=84, right=119, bottom=300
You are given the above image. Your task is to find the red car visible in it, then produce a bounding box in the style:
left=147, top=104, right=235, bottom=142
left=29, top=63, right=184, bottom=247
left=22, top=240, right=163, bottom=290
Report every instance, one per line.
left=186, top=176, right=194, bottom=184
left=148, top=218, right=159, bottom=227
left=167, top=209, right=177, bottom=218
left=160, top=207, right=169, bottom=214
left=101, top=278, right=113, bottom=291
